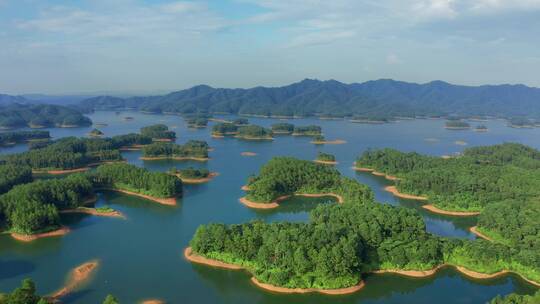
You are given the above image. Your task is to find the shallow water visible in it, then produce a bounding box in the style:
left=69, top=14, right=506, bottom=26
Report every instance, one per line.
left=0, top=112, right=538, bottom=303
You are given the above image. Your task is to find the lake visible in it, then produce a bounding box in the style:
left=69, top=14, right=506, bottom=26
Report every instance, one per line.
left=0, top=111, right=538, bottom=303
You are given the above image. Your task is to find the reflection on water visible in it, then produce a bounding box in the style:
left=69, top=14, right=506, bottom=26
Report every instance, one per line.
left=0, top=111, right=539, bottom=303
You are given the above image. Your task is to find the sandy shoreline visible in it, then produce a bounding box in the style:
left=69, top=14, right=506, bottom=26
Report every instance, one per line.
left=353, top=167, right=399, bottom=181
left=422, top=204, right=480, bottom=216
left=178, top=172, right=219, bottom=184
left=241, top=185, right=251, bottom=191
left=140, top=156, right=209, bottom=162
left=384, top=186, right=428, bottom=201
left=32, top=167, right=90, bottom=175
left=310, top=139, right=347, bottom=145
left=11, top=226, right=70, bottom=242
left=60, top=207, right=124, bottom=218
left=184, top=247, right=364, bottom=295
left=373, top=264, right=446, bottom=277
left=239, top=193, right=344, bottom=209
left=241, top=152, right=257, bottom=156
left=314, top=160, right=338, bottom=165
left=234, top=135, right=274, bottom=140
left=102, top=188, right=177, bottom=206
left=469, top=226, right=492, bottom=241
left=140, top=300, right=165, bottom=304
left=49, top=260, right=100, bottom=300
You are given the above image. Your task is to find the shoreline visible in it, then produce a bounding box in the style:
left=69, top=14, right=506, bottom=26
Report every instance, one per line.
left=234, top=135, right=274, bottom=141
left=384, top=186, right=428, bottom=201
left=11, top=226, right=70, bottom=242
left=140, top=156, right=209, bottom=162
left=102, top=188, right=177, bottom=206
left=60, top=207, right=124, bottom=218
left=469, top=226, right=492, bottom=241
left=152, top=138, right=174, bottom=142
left=310, top=139, right=347, bottom=145
left=49, top=260, right=100, bottom=300
left=352, top=167, right=399, bottom=181
left=178, top=172, right=219, bottom=184
left=184, top=247, right=365, bottom=295
left=422, top=204, right=480, bottom=216
left=314, top=160, right=338, bottom=165
left=373, top=264, right=446, bottom=277
left=32, top=167, right=90, bottom=175
left=241, top=152, right=257, bottom=156
left=241, top=185, right=251, bottom=191
left=239, top=193, right=344, bottom=209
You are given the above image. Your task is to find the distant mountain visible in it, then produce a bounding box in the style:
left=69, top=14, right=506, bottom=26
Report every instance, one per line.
left=22, top=94, right=96, bottom=105
left=0, top=104, right=92, bottom=129
left=76, top=79, right=540, bottom=119
left=0, top=94, right=29, bottom=105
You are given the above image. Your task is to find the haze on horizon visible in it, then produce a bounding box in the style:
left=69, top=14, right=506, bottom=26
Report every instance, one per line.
left=1, top=0, right=539, bottom=95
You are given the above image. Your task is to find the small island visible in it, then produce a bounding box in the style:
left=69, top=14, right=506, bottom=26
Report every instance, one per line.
left=310, top=135, right=346, bottom=145
left=140, top=140, right=209, bottom=161
left=444, top=120, right=471, bottom=130
left=168, top=167, right=218, bottom=184
left=88, top=128, right=104, bottom=137
left=0, top=130, right=50, bottom=146
left=271, top=123, right=294, bottom=134
left=314, top=152, right=338, bottom=165
left=233, top=118, right=249, bottom=126
left=508, top=117, right=535, bottom=128
left=186, top=117, right=208, bottom=128
left=474, top=125, right=489, bottom=132
left=211, top=122, right=238, bottom=137
left=141, top=124, right=176, bottom=141
left=292, top=125, right=322, bottom=136
left=349, top=116, right=389, bottom=124
left=235, top=125, right=273, bottom=140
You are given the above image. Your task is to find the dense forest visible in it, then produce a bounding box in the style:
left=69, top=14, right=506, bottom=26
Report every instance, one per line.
left=211, top=123, right=238, bottom=135
left=236, top=125, right=272, bottom=139
left=0, top=164, right=33, bottom=195
left=292, top=125, right=322, bottom=136
left=186, top=116, right=208, bottom=128
left=0, top=104, right=91, bottom=129
left=169, top=167, right=210, bottom=179
left=142, top=141, right=209, bottom=159
left=0, top=130, right=50, bottom=146
left=316, top=152, right=335, bottom=162
left=356, top=143, right=540, bottom=212
left=140, top=124, right=176, bottom=140
left=189, top=155, right=540, bottom=290
left=489, top=290, right=540, bottom=304
left=0, top=279, right=49, bottom=304
left=271, top=123, right=294, bottom=134
left=94, top=163, right=182, bottom=199
left=77, top=79, right=540, bottom=119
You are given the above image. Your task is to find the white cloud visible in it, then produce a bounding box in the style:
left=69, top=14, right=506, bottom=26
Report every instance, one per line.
left=386, top=53, right=401, bottom=64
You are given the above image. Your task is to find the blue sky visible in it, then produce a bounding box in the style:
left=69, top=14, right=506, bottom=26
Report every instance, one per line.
left=1, top=0, right=540, bottom=94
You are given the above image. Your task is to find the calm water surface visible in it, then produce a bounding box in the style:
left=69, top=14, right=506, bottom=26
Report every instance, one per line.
left=0, top=112, right=538, bottom=303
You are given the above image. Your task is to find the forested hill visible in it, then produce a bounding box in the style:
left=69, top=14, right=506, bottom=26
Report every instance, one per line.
left=0, top=94, right=28, bottom=105
left=77, top=79, right=540, bottom=119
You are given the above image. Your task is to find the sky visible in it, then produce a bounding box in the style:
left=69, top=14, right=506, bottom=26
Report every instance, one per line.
left=1, top=0, right=540, bottom=94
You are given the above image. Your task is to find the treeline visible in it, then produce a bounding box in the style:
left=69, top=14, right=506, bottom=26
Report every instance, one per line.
left=142, top=141, right=209, bottom=158
left=237, top=125, right=272, bottom=139
left=245, top=157, right=373, bottom=204
left=271, top=123, right=294, bottom=134
left=212, top=123, right=238, bottom=135
left=316, top=152, right=335, bottom=162
left=94, top=163, right=182, bottom=198
left=445, top=120, right=470, bottom=129
left=0, top=104, right=92, bottom=129
left=0, top=164, right=33, bottom=195
left=489, top=290, right=540, bottom=304
left=0, top=130, right=50, bottom=146
left=0, top=174, right=94, bottom=234
left=169, top=167, right=210, bottom=179
left=140, top=124, right=176, bottom=140
left=356, top=143, right=540, bottom=212
left=293, top=125, right=322, bottom=136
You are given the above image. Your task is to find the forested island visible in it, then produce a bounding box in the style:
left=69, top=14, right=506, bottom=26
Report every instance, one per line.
left=140, top=124, right=176, bottom=141
left=444, top=120, right=471, bottom=130
left=185, top=115, right=209, bottom=128
left=236, top=125, right=273, bottom=140
left=355, top=143, right=540, bottom=214
left=508, top=117, right=536, bottom=128
left=0, top=130, right=50, bottom=146
left=211, top=123, right=238, bottom=137
left=187, top=156, right=540, bottom=293
left=314, top=152, right=337, bottom=165
left=168, top=167, right=217, bottom=184
left=292, top=125, right=322, bottom=136
left=0, top=104, right=92, bottom=129
left=141, top=140, right=209, bottom=161
left=271, top=123, right=294, bottom=134
left=88, top=128, right=104, bottom=137
left=475, top=125, right=488, bottom=132
left=350, top=116, right=390, bottom=124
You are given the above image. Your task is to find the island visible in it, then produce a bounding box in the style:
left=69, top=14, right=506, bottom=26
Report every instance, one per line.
left=233, top=118, right=249, bottom=126
left=0, top=130, right=50, bottom=146
left=292, top=125, right=322, bottom=136
left=235, top=125, right=273, bottom=140
left=444, top=120, right=471, bottom=130
left=186, top=117, right=208, bottom=128
left=211, top=122, right=238, bottom=137
left=0, top=104, right=92, bottom=130
left=141, top=124, right=176, bottom=141
left=349, top=116, right=389, bottom=124
left=508, top=117, right=535, bottom=128
left=168, top=167, right=218, bottom=184
left=88, top=128, right=104, bottom=137
left=140, top=140, right=209, bottom=161
left=314, top=152, right=337, bottom=165
left=355, top=143, right=540, bottom=215
left=310, top=135, right=346, bottom=145
left=475, top=124, right=489, bottom=132
left=271, top=123, right=294, bottom=134
left=187, top=158, right=540, bottom=293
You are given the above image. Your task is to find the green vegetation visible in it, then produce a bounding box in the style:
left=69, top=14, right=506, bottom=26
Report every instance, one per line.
left=0, top=279, right=49, bottom=304
left=271, top=123, right=294, bottom=134
left=489, top=290, right=540, bottom=304
left=233, top=118, right=249, bottom=125
left=89, top=128, right=104, bottom=137
left=475, top=124, right=488, bottom=131
left=316, top=152, right=335, bottom=162
left=356, top=143, right=540, bottom=212
left=351, top=116, right=390, bottom=123
left=142, top=140, right=209, bottom=159
left=1, top=137, right=123, bottom=171
left=0, top=174, right=94, bottom=234
left=211, top=122, right=238, bottom=135
left=0, top=131, right=50, bottom=146
left=110, top=133, right=152, bottom=148
left=245, top=157, right=373, bottom=204
left=0, top=164, right=33, bottom=195
left=0, top=104, right=91, bottom=129
left=445, top=120, right=470, bottom=129
left=509, top=117, right=535, bottom=128
left=236, top=125, right=272, bottom=139
left=140, top=124, right=176, bottom=140
left=293, top=125, right=322, bottom=136
left=94, top=163, right=182, bottom=199
left=169, top=167, right=210, bottom=179
left=186, top=117, right=208, bottom=128
left=312, top=135, right=325, bottom=142
left=102, top=295, right=120, bottom=304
